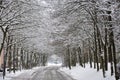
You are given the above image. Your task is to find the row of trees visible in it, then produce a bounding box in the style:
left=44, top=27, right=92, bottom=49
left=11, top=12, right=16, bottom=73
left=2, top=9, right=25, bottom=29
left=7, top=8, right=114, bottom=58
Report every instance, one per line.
left=51, top=0, right=120, bottom=80
left=0, top=0, right=52, bottom=78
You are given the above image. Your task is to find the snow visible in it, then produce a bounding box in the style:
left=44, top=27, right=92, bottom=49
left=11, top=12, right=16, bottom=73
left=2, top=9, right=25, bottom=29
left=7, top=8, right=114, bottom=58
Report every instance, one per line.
left=0, top=66, right=44, bottom=80
left=47, top=54, right=62, bottom=67
left=47, top=62, right=62, bottom=67
left=60, top=63, right=116, bottom=80
left=0, top=63, right=117, bottom=80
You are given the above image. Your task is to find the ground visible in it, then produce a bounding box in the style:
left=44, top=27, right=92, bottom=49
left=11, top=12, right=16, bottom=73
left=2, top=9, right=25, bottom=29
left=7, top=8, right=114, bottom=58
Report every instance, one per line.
left=0, top=64, right=74, bottom=80
left=0, top=63, right=118, bottom=80
left=31, top=67, right=74, bottom=80
left=60, top=63, right=116, bottom=80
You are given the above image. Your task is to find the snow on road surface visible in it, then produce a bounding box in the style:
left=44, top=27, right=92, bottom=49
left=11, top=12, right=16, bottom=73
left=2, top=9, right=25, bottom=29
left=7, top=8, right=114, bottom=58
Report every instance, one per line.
left=11, top=67, right=46, bottom=80
left=60, top=63, right=116, bottom=80
left=0, top=65, right=75, bottom=80
left=7, top=66, right=75, bottom=80
left=31, top=67, right=75, bottom=80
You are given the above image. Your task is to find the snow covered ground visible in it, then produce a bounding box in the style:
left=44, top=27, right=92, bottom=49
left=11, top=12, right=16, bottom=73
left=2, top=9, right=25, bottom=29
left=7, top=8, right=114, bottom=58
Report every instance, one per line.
left=0, top=66, right=44, bottom=80
left=0, top=63, right=116, bottom=80
left=0, top=62, right=62, bottom=80
left=0, top=70, right=25, bottom=80
left=60, top=63, right=116, bottom=80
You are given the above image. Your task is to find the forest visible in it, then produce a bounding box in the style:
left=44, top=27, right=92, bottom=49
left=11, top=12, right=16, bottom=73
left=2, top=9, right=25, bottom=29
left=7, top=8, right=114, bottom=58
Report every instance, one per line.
left=0, top=0, right=120, bottom=80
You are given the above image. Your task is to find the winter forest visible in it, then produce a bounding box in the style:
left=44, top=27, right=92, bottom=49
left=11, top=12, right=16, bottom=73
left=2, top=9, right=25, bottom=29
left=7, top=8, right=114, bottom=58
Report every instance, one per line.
left=0, top=0, right=120, bottom=80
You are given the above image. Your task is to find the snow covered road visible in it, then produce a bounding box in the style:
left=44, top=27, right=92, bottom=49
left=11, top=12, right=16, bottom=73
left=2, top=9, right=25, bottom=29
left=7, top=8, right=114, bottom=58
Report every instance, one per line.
left=32, top=67, right=75, bottom=80
left=12, top=67, right=75, bottom=80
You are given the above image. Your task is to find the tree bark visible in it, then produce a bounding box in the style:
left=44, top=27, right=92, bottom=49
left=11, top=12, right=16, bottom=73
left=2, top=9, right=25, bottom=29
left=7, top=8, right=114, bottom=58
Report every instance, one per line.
left=3, top=35, right=10, bottom=78
left=78, top=47, right=83, bottom=67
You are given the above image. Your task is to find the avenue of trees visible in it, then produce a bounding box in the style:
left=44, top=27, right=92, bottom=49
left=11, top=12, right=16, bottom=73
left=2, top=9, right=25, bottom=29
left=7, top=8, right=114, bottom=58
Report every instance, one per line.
left=0, top=0, right=120, bottom=80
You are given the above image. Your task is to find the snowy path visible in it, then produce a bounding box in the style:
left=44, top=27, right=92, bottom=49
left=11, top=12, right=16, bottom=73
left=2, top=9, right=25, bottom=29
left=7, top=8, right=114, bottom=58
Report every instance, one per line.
left=12, top=67, right=75, bottom=80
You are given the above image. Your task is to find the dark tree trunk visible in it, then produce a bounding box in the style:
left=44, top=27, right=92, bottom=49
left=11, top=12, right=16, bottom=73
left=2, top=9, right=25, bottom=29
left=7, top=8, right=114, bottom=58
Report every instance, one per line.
left=94, top=25, right=99, bottom=71
left=67, top=45, right=71, bottom=69
left=83, top=56, right=86, bottom=68
left=104, top=27, right=108, bottom=71
left=26, top=52, right=29, bottom=69
left=78, top=47, right=83, bottom=67
left=107, top=8, right=117, bottom=80
left=8, top=37, right=12, bottom=73
left=16, top=47, right=19, bottom=70
left=108, top=45, right=114, bottom=75
left=13, top=44, right=16, bottom=73
left=88, top=40, right=92, bottom=68
left=0, top=32, right=7, bottom=56
left=3, top=35, right=10, bottom=78
left=20, top=49, right=24, bottom=69
left=71, top=48, right=77, bottom=66
left=101, top=57, right=106, bottom=77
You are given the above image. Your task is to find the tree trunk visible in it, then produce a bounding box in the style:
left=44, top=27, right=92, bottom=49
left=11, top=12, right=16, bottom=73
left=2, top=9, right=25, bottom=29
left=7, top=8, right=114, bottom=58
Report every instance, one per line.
left=3, top=35, right=10, bottom=78
left=88, top=40, right=92, bottom=68
left=8, top=37, right=12, bottom=73
left=13, top=44, right=16, bottom=73
left=78, top=47, right=83, bottom=67
left=0, top=32, right=7, bottom=55
left=94, top=25, right=99, bottom=71
left=107, top=8, right=117, bottom=80
left=16, top=47, right=19, bottom=70
left=67, top=45, right=71, bottom=69
left=108, top=45, right=114, bottom=75
left=71, top=48, right=77, bottom=66
left=20, top=49, right=24, bottom=69
left=104, top=27, right=108, bottom=71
